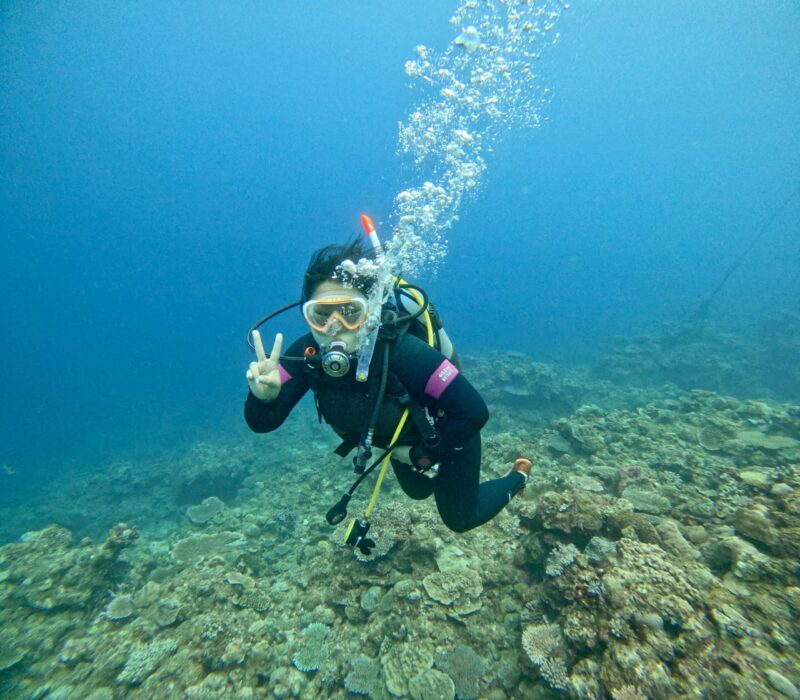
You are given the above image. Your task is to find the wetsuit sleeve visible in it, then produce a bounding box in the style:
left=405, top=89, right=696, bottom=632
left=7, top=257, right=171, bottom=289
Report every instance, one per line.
left=391, top=334, right=489, bottom=466
left=244, top=336, right=311, bottom=433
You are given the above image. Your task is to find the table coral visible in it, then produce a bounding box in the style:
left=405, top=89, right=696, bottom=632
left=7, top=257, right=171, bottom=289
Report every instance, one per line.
left=344, top=654, right=382, bottom=697
left=422, top=569, right=483, bottom=616
left=170, top=531, right=246, bottom=564
left=186, top=496, right=225, bottom=525
left=434, top=645, right=486, bottom=700
left=291, top=622, right=330, bottom=673
left=381, top=641, right=434, bottom=697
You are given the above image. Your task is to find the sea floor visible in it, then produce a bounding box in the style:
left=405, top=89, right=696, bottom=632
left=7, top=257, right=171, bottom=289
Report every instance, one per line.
left=1, top=322, right=799, bottom=699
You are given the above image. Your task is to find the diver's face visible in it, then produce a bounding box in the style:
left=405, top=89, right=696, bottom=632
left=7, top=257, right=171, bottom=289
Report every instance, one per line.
left=307, top=280, right=368, bottom=350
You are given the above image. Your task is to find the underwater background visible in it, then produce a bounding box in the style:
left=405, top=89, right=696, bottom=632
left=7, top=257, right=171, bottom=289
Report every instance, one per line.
left=1, top=1, right=799, bottom=698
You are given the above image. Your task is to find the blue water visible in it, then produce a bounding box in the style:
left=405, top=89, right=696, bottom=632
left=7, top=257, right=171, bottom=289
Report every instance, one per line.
left=1, top=0, right=798, bottom=473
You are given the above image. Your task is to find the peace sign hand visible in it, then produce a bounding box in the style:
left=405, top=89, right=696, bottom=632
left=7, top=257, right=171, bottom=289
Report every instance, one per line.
left=246, top=331, right=284, bottom=401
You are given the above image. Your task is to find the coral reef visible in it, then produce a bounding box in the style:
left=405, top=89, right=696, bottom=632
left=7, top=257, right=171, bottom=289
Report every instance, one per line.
left=1, top=345, right=799, bottom=698
left=593, top=316, right=800, bottom=402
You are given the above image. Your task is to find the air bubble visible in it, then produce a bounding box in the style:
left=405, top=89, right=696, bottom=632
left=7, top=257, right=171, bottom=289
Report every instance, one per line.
left=387, top=0, right=567, bottom=276
left=454, top=25, right=482, bottom=53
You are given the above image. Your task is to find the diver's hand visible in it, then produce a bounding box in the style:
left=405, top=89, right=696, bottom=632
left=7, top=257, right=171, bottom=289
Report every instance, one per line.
left=246, top=331, right=283, bottom=401
left=391, top=445, right=414, bottom=465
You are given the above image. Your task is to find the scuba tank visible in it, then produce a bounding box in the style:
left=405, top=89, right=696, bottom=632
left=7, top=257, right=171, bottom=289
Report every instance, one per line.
left=395, top=291, right=459, bottom=369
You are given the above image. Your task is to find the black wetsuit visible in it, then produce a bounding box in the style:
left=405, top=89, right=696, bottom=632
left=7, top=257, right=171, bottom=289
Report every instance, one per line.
left=244, top=332, right=523, bottom=532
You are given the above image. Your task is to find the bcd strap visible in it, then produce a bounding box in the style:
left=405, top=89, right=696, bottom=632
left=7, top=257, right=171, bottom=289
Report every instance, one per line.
left=400, top=394, right=439, bottom=447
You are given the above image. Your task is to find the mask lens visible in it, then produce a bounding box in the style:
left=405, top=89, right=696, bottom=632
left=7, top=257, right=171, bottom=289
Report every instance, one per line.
left=309, top=304, right=336, bottom=326
left=304, top=296, right=367, bottom=332
left=340, top=301, right=364, bottom=324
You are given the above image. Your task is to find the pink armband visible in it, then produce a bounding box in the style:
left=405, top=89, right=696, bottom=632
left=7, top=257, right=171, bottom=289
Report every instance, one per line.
left=424, top=359, right=459, bottom=399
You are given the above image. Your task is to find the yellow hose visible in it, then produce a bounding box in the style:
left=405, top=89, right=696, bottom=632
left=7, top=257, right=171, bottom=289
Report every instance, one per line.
left=364, top=410, right=409, bottom=518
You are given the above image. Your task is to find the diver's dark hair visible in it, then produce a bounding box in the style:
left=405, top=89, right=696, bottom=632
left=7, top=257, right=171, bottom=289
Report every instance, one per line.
left=301, top=237, right=375, bottom=303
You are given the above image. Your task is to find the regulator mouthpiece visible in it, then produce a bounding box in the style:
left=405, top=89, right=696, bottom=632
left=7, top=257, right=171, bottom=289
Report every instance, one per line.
left=321, top=341, right=351, bottom=378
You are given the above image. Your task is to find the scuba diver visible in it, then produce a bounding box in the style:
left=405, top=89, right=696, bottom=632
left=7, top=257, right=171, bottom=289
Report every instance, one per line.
left=243, top=218, right=531, bottom=542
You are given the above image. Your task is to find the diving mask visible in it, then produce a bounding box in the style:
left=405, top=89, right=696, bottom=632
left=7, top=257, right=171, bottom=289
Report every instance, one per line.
left=303, top=294, right=369, bottom=334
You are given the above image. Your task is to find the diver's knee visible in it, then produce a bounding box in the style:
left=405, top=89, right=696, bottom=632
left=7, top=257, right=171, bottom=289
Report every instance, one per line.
left=393, top=463, right=435, bottom=500
left=440, top=513, right=474, bottom=533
